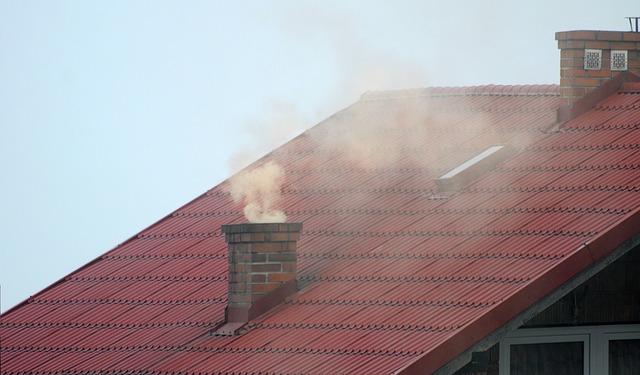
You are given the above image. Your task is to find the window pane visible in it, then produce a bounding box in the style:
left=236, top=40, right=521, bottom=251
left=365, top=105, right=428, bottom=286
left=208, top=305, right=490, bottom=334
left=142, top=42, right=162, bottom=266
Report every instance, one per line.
left=609, top=339, right=640, bottom=374
left=510, top=341, right=583, bottom=375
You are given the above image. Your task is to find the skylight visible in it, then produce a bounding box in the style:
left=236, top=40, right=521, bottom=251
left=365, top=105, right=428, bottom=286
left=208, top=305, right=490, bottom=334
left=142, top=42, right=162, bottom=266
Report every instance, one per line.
left=440, top=145, right=505, bottom=179
left=435, top=145, right=514, bottom=192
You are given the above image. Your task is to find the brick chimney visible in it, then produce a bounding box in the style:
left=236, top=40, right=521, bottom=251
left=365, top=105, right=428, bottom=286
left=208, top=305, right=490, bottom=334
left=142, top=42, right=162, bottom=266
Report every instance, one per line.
left=556, top=30, right=640, bottom=120
left=216, top=222, right=302, bottom=335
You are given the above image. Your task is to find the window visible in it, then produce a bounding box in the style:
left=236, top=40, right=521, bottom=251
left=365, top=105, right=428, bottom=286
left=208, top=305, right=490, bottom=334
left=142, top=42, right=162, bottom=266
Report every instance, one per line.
left=510, top=341, right=585, bottom=375
left=500, top=325, right=640, bottom=374
left=605, top=332, right=640, bottom=374
left=500, top=329, right=589, bottom=375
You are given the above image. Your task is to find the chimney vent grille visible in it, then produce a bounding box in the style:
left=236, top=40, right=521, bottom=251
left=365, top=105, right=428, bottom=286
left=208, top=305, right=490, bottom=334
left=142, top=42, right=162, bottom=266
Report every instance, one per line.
left=611, top=50, right=628, bottom=71
left=584, top=49, right=602, bottom=70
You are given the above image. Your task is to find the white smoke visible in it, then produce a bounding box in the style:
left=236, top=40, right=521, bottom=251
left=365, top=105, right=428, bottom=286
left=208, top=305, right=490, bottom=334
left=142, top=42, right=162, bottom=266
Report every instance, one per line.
left=225, top=101, right=308, bottom=223
left=227, top=160, right=287, bottom=223
left=225, top=4, right=432, bottom=222
left=228, top=100, right=309, bottom=174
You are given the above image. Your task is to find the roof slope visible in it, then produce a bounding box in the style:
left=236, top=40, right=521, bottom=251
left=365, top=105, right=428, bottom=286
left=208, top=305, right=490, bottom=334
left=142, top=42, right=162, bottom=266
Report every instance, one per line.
left=3, top=83, right=640, bottom=374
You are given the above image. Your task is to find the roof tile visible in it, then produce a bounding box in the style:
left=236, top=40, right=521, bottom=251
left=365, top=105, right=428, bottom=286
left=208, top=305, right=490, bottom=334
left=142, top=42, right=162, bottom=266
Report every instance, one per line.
left=4, top=83, right=640, bottom=374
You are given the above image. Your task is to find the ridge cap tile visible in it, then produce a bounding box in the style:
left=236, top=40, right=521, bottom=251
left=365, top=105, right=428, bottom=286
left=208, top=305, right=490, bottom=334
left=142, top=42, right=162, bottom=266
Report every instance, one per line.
left=360, top=84, right=559, bottom=100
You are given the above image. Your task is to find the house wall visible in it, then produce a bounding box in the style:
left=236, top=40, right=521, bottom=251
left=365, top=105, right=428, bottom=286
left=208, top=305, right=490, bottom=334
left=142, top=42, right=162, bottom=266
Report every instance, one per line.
left=453, top=243, right=640, bottom=375
left=524, top=242, right=640, bottom=328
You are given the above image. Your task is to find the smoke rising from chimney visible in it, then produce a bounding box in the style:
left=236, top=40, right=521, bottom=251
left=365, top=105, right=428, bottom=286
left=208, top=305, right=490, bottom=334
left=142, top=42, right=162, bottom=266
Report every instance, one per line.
left=228, top=101, right=309, bottom=174
left=226, top=101, right=308, bottom=223
left=227, top=161, right=287, bottom=223
left=224, top=4, right=433, bottom=224
left=270, top=2, right=429, bottom=119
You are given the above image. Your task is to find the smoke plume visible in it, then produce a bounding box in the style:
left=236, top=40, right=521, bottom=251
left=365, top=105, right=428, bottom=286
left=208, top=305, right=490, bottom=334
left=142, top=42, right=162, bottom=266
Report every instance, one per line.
left=226, top=101, right=308, bottom=223
left=228, top=100, right=309, bottom=174
left=227, top=160, right=287, bottom=223
left=226, top=4, right=432, bottom=222
left=270, top=2, right=429, bottom=120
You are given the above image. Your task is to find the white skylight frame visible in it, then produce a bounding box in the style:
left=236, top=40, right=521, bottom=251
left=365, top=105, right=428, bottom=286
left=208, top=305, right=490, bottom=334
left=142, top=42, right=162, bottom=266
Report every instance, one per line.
left=434, top=144, right=515, bottom=193
left=439, top=145, right=505, bottom=180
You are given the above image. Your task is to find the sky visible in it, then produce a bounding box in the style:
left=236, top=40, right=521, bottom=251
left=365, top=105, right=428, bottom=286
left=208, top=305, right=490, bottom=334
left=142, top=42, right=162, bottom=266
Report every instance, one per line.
left=0, top=0, right=637, bottom=313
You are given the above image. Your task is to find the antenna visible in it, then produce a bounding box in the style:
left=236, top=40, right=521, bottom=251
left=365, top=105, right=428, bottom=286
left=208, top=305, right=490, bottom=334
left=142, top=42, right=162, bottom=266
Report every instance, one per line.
left=627, top=17, right=640, bottom=32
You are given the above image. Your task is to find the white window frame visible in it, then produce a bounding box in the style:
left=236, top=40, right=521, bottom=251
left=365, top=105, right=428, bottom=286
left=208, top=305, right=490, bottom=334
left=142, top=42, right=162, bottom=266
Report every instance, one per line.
left=499, top=324, right=640, bottom=374
left=598, top=325, right=640, bottom=373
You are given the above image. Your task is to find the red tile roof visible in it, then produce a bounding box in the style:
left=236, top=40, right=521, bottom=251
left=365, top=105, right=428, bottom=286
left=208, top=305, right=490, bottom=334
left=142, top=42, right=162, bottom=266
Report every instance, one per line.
left=3, top=82, right=640, bottom=374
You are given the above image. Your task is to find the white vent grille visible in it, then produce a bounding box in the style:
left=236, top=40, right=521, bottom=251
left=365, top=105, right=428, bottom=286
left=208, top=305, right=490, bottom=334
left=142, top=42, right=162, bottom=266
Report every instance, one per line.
left=584, top=49, right=602, bottom=70
left=611, top=50, right=628, bottom=71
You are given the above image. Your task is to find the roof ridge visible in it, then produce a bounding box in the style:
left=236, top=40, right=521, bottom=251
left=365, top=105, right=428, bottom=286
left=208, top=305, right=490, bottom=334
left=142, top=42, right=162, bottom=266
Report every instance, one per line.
left=360, top=84, right=560, bottom=100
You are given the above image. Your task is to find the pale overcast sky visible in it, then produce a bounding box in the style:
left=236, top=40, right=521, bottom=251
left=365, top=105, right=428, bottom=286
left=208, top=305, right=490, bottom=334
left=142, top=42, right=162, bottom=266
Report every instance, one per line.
left=0, top=0, right=636, bottom=312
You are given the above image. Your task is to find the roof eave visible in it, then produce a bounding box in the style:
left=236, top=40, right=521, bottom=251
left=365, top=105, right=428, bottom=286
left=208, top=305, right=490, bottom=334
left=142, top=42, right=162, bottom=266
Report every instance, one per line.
left=396, top=207, right=640, bottom=375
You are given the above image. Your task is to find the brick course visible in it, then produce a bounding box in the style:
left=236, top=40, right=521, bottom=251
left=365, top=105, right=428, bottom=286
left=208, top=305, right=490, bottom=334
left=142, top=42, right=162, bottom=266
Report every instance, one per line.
left=586, top=69, right=612, bottom=78
left=585, top=40, right=611, bottom=49
left=623, top=32, right=640, bottom=42
left=561, top=49, right=585, bottom=58
left=597, top=30, right=624, bottom=41
left=610, top=41, right=637, bottom=50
